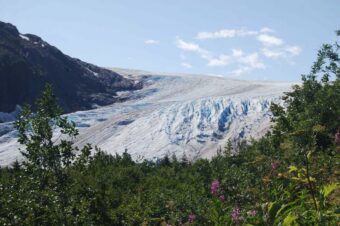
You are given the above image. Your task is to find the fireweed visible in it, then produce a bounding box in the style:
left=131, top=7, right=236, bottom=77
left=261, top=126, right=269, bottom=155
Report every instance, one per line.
left=188, top=213, right=196, bottom=223
left=231, top=207, right=241, bottom=223
left=210, top=179, right=220, bottom=195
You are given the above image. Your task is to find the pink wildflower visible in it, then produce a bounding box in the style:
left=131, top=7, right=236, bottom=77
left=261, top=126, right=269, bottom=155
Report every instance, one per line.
left=210, top=179, right=220, bottom=195
left=219, top=195, right=225, bottom=202
left=231, top=207, right=241, bottom=222
left=247, top=210, right=257, bottom=217
left=188, top=213, right=196, bottom=223
left=271, top=161, right=279, bottom=171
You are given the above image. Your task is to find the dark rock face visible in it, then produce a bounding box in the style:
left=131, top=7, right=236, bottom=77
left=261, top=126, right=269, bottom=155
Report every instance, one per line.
left=0, top=21, right=141, bottom=113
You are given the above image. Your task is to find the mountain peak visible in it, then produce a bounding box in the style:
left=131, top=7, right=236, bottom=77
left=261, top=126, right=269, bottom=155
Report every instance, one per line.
left=0, top=21, right=141, bottom=113
left=0, top=21, right=19, bottom=35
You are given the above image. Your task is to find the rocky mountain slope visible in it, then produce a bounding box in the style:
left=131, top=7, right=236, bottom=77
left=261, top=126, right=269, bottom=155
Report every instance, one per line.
left=0, top=69, right=294, bottom=165
left=0, top=21, right=141, bottom=114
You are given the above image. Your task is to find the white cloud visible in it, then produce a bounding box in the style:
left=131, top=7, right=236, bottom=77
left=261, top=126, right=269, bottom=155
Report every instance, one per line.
left=175, top=37, right=265, bottom=71
left=145, top=39, right=159, bottom=44
left=181, top=62, right=192, bottom=68
left=257, top=34, right=283, bottom=46
left=208, top=49, right=265, bottom=70
left=238, top=52, right=265, bottom=69
left=207, top=54, right=230, bottom=67
left=196, top=28, right=258, bottom=40
left=196, top=27, right=274, bottom=40
left=285, top=45, right=302, bottom=56
left=174, top=27, right=301, bottom=77
left=232, top=49, right=244, bottom=57
left=175, top=32, right=302, bottom=76
left=261, top=46, right=302, bottom=59
left=229, top=67, right=251, bottom=77
left=261, top=48, right=285, bottom=59
left=175, top=38, right=262, bottom=69
left=176, top=38, right=201, bottom=51
left=175, top=38, right=211, bottom=59
left=260, top=27, right=274, bottom=33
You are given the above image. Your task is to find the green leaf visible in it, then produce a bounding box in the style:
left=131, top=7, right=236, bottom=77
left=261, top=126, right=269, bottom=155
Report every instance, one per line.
left=312, top=124, right=326, bottom=133
left=282, top=212, right=298, bottom=226
left=276, top=200, right=299, bottom=217
left=321, top=183, right=339, bottom=198
left=306, top=151, right=312, bottom=160
left=268, top=202, right=281, bottom=221
left=288, top=165, right=298, bottom=173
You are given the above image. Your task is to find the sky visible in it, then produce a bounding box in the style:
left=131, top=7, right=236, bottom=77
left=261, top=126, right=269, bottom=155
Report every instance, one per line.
left=0, top=0, right=339, bottom=81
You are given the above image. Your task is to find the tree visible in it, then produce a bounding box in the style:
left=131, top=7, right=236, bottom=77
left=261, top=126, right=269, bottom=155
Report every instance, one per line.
left=270, top=31, right=340, bottom=152
left=15, top=83, right=79, bottom=170
left=13, top=84, right=92, bottom=224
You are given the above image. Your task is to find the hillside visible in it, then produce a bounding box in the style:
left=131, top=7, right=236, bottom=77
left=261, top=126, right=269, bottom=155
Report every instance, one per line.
left=0, top=21, right=141, bottom=114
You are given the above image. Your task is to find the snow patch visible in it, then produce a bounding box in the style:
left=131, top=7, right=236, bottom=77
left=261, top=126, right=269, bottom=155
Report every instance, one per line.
left=86, top=68, right=99, bottom=77
left=19, top=34, right=29, bottom=41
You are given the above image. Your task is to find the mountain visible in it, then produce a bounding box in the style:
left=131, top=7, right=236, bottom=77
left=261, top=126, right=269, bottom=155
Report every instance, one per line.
left=0, top=21, right=141, bottom=114
left=0, top=69, right=294, bottom=165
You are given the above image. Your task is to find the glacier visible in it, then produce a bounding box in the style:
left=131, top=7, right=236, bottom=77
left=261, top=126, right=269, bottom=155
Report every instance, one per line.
left=0, top=69, right=294, bottom=166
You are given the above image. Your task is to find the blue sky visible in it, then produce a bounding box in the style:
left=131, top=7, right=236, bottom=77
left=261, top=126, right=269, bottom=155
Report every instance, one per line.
left=0, top=0, right=339, bottom=81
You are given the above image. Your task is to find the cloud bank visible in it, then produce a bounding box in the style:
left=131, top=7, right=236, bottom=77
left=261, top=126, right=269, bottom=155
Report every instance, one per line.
left=176, top=27, right=301, bottom=76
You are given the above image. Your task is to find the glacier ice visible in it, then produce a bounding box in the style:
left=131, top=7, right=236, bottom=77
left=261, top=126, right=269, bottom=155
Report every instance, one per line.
left=0, top=69, right=295, bottom=166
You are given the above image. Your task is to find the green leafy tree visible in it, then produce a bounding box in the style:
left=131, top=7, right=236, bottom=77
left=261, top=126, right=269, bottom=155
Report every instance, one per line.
left=271, top=31, right=340, bottom=151
left=15, top=83, right=79, bottom=170
left=6, top=84, right=92, bottom=225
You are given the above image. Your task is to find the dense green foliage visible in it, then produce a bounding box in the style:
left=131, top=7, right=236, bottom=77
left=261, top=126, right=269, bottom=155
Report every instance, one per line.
left=0, top=33, right=339, bottom=225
